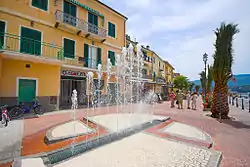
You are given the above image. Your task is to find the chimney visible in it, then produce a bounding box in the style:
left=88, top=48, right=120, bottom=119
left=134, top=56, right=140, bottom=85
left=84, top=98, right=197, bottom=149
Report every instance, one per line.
left=146, top=45, right=150, bottom=49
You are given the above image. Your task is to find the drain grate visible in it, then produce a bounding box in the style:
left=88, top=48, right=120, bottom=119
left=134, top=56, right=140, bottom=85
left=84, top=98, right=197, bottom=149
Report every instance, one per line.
left=43, top=118, right=169, bottom=165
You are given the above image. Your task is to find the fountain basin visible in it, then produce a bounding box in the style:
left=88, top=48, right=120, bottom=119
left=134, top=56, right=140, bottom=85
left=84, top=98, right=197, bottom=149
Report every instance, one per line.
left=88, top=113, right=168, bottom=133
left=45, top=121, right=94, bottom=144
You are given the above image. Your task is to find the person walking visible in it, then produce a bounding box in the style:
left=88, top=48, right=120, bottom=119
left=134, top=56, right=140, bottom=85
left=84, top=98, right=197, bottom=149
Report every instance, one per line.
left=186, top=91, right=191, bottom=109
left=177, top=90, right=184, bottom=109
left=169, top=91, right=176, bottom=108
left=191, top=92, right=198, bottom=110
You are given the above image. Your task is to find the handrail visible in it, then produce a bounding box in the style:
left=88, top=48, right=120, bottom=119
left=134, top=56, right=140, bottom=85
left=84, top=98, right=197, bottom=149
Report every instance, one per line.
left=55, top=10, right=107, bottom=38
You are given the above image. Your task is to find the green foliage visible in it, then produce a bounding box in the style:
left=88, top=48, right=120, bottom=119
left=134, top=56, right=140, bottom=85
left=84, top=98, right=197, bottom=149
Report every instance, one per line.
left=199, top=71, right=206, bottom=91
left=207, top=65, right=213, bottom=93
left=188, top=82, right=195, bottom=91
left=213, top=22, right=239, bottom=85
left=174, top=76, right=189, bottom=90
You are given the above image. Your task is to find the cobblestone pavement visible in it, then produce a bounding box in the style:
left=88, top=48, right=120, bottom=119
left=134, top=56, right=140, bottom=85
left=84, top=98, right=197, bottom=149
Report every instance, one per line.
left=54, top=133, right=221, bottom=167
left=154, top=99, right=250, bottom=167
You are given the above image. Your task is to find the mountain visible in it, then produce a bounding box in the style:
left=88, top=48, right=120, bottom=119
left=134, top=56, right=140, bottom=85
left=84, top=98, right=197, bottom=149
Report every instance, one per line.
left=191, top=74, right=250, bottom=92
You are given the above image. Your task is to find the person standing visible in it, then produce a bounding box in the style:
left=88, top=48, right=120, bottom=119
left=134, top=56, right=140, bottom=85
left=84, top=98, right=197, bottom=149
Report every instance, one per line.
left=191, top=92, right=198, bottom=110
left=169, top=91, right=176, bottom=108
left=186, top=91, right=191, bottom=109
left=178, top=90, right=184, bottom=109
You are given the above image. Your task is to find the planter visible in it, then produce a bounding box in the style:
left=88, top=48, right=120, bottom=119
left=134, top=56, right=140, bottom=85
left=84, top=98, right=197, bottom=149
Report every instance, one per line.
left=203, top=103, right=208, bottom=111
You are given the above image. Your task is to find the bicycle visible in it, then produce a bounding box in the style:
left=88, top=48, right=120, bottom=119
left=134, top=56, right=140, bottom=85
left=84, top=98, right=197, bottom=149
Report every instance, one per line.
left=9, top=99, right=44, bottom=119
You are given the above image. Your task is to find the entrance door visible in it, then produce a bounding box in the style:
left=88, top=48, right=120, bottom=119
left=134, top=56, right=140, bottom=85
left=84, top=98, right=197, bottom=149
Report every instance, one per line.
left=89, top=46, right=97, bottom=69
left=18, top=79, right=36, bottom=103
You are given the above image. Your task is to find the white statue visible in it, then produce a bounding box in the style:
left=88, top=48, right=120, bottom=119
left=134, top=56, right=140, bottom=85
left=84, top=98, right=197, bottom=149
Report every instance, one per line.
left=71, top=89, right=78, bottom=109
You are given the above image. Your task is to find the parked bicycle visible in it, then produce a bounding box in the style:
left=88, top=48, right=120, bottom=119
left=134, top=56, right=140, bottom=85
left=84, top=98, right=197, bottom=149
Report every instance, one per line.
left=0, top=105, right=10, bottom=127
left=9, top=99, right=44, bottom=119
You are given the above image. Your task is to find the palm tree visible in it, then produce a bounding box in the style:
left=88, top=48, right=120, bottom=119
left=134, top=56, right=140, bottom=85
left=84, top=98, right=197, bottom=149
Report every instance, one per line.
left=206, top=65, right=213, bottom=93
left=188, top=82, right=195, bottom=92
left=211, top=22, right=239, bottom=119
left=199, top=71, right=206, bottom=95
left=195, top=85, right=200, bottom=93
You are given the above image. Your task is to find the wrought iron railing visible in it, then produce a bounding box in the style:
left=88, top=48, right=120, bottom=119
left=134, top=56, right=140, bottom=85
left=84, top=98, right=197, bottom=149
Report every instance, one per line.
left=0, top=32, right=64, bottom=60
left=55, top=10, right=107, bottom=38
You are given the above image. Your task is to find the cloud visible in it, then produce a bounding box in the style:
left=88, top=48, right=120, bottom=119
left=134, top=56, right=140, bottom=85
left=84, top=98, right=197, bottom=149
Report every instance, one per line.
left=102, top=0, right=250, bottom=80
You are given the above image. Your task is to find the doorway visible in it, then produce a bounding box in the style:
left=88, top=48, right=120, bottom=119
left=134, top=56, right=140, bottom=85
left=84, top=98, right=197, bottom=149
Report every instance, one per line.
left=18, top=78, right=37, bottom=103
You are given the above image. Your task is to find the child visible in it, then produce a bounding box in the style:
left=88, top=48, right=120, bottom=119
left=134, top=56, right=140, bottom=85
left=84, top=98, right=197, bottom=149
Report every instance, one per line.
left=169, top=91, right=176, bottom=108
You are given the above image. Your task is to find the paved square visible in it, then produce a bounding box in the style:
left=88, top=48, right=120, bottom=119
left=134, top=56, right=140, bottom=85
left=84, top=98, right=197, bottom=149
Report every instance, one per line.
left=54, top=133, right=221, bottom=167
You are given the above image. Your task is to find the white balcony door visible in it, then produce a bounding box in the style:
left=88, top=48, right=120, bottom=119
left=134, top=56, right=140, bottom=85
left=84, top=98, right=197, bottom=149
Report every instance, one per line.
left=89, top=46, right=97, bottom=69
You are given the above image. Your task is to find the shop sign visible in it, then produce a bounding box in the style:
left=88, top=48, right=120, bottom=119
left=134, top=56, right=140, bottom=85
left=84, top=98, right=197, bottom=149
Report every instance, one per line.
left=61, top=70, right=86, bottom=77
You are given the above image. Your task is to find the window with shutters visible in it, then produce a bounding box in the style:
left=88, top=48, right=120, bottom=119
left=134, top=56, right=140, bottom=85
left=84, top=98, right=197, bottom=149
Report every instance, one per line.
left=32, top=0, right=48, bottom=11
left=20, top=27, right=42, bottom=56
left=63, top=38, right=75, bottom=58
left=63, top=0, right=77, bottom=26
left=108, top=22, right=116, bottom=38
left=108, top=50, right=115, bottom=66
left=0, top=21, right=6, bottom=49
left=88, top=12, right=98, bottom=34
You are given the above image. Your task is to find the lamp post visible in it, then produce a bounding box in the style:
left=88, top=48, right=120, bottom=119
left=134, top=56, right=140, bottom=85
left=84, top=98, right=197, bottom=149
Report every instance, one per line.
left=203, top=53, right=208, bottom=98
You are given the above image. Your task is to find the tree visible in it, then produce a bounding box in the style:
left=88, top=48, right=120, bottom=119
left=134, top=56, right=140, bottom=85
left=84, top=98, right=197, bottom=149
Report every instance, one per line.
left=211, top=22, right=239, bottom=119
left=206, top=65, right=213, bottom=93
left=195, top=85, right=200, bottom=93
left=199, top=71, right=206, bottom=95
left=188, top=82, right=195, bottom=92
left=173, top=76, right=189, bottom=90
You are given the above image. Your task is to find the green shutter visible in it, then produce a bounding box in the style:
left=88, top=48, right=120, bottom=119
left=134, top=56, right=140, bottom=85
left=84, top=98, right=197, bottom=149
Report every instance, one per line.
left=112, top=24, right=116, bottom=38
left=0, top=21, right=5, bottom=49
left=32, top=0, right=48, bottom=11
left=97, top=47, right=102, bottom=67
left=108, top=51, right=115, bottom=66
left=84, top=44, right=89, bottom=67
left=63, top=38, right=75, bottom=58
left=108, top=22, right=115, bottom=38
left=20, top=27, right=41, bottom=56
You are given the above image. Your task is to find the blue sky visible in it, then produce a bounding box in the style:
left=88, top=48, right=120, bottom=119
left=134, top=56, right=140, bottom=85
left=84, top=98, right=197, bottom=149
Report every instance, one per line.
left=101, top=0, right=250, bottom=80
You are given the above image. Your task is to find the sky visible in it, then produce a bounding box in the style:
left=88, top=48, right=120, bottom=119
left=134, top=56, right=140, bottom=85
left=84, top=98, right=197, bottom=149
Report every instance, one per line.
left=101, top=0, right=250, bottom=80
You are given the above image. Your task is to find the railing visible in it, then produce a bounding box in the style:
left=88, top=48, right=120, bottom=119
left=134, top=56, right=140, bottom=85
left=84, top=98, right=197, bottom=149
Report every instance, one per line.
left=142, top=74, right=153, bottom=79
left=55, top=10, right=107, bottom=38
left=0, top=32, right=64, bottom=60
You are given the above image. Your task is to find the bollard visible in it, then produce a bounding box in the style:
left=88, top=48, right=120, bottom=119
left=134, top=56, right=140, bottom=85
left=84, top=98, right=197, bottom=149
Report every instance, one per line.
left=242, top=98, right=244, bottom=110
left=232, top=97, right=234, bottom=106
left=236, top=97, right=239, bottom=108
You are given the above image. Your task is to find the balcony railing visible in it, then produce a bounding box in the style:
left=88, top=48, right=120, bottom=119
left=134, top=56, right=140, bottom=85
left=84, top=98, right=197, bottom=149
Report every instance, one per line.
left=55, top=10, right=107, bottom=38
left=142, top=74, right=153, bottom=80
left=0, top=32, right=64, bottom=61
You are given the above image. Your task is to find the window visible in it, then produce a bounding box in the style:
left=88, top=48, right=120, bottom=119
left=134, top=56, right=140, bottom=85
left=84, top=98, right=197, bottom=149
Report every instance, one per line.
left=0, top=21, right=6, bottom=49
left=63, top=0, right=77, bottom=26
left=108, top=50, right=115, bottom=66
left=63, top=38, right=75, bottom=58
left=84, top=44, right=101, bottom=69
left=88, top=12, right=98, bottom=34
left=20, top=27, right=42, bottom=56
left=32, top=0, right=48, bottom=11
left=108, top=22, right=116, bottom=38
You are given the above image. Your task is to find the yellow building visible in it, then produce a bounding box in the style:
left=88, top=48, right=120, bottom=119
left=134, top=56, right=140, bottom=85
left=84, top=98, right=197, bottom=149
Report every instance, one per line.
left=125, top=35, right=155, bottom=90
left=152, top=52, right=166, bottom=94
left=164, top=60, right=175, bottom=93
left=0, top=0, right=127, bottom=111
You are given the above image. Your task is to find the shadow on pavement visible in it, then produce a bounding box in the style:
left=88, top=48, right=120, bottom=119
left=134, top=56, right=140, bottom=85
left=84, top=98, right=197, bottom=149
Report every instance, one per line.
left=222, top=120, right=250, bottom=129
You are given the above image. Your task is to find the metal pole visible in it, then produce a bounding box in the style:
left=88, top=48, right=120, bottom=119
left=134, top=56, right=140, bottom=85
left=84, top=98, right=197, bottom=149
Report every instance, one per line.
left=242, top=98, right=244, bottom=110
left=204, top=62, right=207, bottom=98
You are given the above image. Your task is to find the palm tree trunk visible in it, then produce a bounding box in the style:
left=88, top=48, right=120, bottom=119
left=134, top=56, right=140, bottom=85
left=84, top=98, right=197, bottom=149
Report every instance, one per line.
left=211, top=83, right=230, bottom=119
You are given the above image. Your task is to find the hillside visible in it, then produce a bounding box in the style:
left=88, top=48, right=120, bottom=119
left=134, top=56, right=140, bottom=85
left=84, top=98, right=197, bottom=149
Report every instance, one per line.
left=191, top=74, right=250, bottom=91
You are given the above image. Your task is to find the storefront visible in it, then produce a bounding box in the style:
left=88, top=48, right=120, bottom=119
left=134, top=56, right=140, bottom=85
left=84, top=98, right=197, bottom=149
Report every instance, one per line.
left=59, top=69, right=87, bottom=109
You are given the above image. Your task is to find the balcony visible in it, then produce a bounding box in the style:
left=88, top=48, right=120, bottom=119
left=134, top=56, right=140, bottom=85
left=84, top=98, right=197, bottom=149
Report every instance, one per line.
left=0, top=33, right=64, bottom=65
left=142, top=74, right=153, bottom=80
left=55, top=10, right=107, bottom=42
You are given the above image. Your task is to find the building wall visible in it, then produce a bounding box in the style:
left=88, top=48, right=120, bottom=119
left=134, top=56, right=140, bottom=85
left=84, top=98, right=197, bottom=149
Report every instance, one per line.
left=0, top=0, right=126, bottom=66
left=0, top=58, right=60, bottom=110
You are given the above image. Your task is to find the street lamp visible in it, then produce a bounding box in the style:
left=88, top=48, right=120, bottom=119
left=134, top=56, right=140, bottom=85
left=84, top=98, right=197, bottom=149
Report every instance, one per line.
left=203, top=53, right=208, bottom=98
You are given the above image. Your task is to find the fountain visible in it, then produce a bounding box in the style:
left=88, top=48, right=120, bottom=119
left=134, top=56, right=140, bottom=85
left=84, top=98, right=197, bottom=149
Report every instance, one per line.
left=41, top=43, right=169, bottom=166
